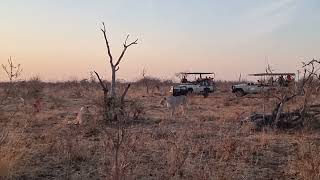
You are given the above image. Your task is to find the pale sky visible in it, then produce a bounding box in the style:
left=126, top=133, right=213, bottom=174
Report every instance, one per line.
left=1, top=0, right=319, bottom=81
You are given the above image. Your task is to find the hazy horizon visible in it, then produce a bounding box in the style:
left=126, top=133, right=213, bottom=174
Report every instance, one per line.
left=1, top=0, right=319, bottom=82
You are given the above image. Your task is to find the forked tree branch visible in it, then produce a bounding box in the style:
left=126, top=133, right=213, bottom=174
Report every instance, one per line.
left=303, top=59, right=320, bottom=81
left=123, top=34, right=138, bottom=48
left=114, top=35, right=138, bottom=67
left=302, top=59, right=320, bottom=67
left=101, top=22, right=114, bottom=66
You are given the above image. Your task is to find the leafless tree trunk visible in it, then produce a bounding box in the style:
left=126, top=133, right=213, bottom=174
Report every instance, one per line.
left=94, top=70, right=131, bottom=122
left=100, top=22, right=138, bottom=98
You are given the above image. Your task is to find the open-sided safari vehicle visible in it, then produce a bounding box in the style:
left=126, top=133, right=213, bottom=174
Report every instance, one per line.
left=232, top=73, right=295, bottom=97
left=170, top=72, right=215, bottom=98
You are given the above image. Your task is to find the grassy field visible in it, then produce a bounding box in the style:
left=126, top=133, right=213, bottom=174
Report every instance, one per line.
left=0, top=81, right=319, bottom=179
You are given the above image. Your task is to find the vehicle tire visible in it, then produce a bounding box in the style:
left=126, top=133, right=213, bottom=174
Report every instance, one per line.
left=187, top=88, right=193, bottom=95
left=235, top=89, right=245, bottom=97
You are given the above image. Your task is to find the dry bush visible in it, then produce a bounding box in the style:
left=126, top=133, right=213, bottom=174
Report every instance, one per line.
left=0, top=82, right=22, bottom=100
left=89, top=88, right=145, bottom=124
left=103, top=127, right=140, bottom=180
left=162, top=131, right=190, bottom=179
left=135, top=75, right=162, bottom=93
left=48, top=134, right=91, bottom=179
left=223, top=97, right=239, bottom=107
left=62, top=136, right=89, bottom=164
left=126, top=100, right=145, bottom=121
left=290, top=139, right=320, bottom=179
left=217, top=137, right=238, bottom=162
left=47, top=95, right=67, bottom=109
left=303, top=109, right=320, bottom=130
left=215, top=80, right=233, bottom=93
left=70, top=87, right=84, bottom=98
left=199, top=114, right=218, bottom=122
left=151, top=127, right=174, bottom=140
left=22, top=76, right=44, bottom=99
left=60, top=80, right=80, bottom=88
left=133, top=77, right=172, bottom=96
left=1, top=58, right=23, bottom=111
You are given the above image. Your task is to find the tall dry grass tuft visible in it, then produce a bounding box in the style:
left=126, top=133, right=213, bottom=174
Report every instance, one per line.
left=162, top=131, right=190, bottom=179
left=290, top=138, right=320, bottom=179
left=104, top=127, right=140, bottom=180
left=63, top=136, right=89, bottom=163
left=126, top=100, right=145, bottom=120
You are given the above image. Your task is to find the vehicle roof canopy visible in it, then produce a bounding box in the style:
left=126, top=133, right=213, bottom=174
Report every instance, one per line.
left=248, top=73, right=295, bottom=76
left=180, top=72, right=215, bottom=75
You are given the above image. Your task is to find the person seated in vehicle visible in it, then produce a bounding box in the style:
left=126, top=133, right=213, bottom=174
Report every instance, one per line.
left=257, top=79, right=264, bottom=85
left=268, top=76, right=274, bottom=86
left=181, top=76, right=188, bottom=83
left=286, top=74, right=294, bottom=86
left=286, top=74, right=293, bottom=82
left=278, top=75, right=285, bottom=86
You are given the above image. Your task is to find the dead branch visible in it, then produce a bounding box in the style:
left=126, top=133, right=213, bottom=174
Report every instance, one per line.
left=120, top=84, right=131, bottom=106
left=115, top=35, right=138, bottom=67
left=101, top=22, right=113, bottom=66
left=94, top=71, right=108, bottom=93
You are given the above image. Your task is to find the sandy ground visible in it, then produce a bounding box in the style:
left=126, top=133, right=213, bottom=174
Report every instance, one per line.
left=0, top=82, right=319, bottom=179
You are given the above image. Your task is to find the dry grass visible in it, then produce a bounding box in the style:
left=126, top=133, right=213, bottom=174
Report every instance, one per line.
left=288, top=134, right=320, bottom=179
left=0, top=81, right=319, bottom=179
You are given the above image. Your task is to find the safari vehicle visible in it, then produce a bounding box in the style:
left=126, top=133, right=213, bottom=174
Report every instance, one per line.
left=232, top=73, right=295, bottom=97
left=170, top=72, right=215, bottom=98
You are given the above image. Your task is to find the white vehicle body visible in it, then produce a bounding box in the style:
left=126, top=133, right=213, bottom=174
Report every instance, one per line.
left=171, top=72, right=216, bottom=97
left=173, top=83, right=214, bottom=93
left=232, top=72, right=295, bottom=97
left=170, top=81, right=215, bottom=97
left=231, top=83, right=273, bottom=96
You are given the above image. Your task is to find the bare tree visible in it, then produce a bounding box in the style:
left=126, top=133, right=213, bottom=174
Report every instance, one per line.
left=1, top=57, right=23, bottom=102
left=100, top=22, right=138, bottom=97
left=1, top=56, right=22, bottom=82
